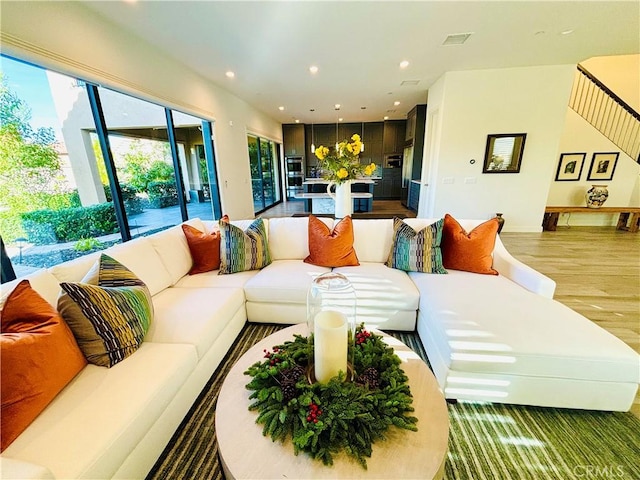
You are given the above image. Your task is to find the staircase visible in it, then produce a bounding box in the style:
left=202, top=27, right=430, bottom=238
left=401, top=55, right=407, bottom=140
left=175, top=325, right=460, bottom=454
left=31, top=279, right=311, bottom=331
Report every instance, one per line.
left=569, top=64, right=640, bottom=163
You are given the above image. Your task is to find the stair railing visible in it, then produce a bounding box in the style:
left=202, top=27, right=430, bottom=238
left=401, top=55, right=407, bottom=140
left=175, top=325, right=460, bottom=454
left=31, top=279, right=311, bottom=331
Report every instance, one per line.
left=569, top=65, right=640, bottom=163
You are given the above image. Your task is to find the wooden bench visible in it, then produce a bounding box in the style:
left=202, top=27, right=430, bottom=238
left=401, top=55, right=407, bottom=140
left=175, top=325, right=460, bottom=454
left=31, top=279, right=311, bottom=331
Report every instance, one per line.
left=543, top=206, right=640, bottom=232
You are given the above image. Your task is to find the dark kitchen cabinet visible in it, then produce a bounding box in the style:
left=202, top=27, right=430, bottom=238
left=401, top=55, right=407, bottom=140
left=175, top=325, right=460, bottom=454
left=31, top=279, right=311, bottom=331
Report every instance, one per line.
left=383, top=120, right=407, bottom=154
left=360, top=122, right=383, bottom=168
left=380, top=168, right=402, bottom=199
left=283, top=124, right=305, bottom=157
left=405, top=105, right=427, bottom=180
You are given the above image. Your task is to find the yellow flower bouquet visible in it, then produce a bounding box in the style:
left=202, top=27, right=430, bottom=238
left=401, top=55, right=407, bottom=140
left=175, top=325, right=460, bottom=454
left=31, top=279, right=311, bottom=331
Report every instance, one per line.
left=314, top=134, right=376, bottom=184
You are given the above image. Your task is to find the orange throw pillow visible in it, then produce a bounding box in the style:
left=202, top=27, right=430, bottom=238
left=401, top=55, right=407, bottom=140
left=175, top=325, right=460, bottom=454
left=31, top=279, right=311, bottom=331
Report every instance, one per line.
left=304, top=215, right=360, bottom=267
left=1, top=280, right=86, bottom=451
left=442, top=214, right=499, bottom=275
left=182, top=224, right=221, bottom=274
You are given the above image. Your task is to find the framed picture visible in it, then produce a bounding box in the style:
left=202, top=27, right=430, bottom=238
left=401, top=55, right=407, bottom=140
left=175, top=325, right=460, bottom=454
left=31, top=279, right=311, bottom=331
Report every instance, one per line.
left=555, top=153, right=586, bottom=181
left=587, top=152, right=619, bottom=181
left=482, top=133, right=527, bottom=173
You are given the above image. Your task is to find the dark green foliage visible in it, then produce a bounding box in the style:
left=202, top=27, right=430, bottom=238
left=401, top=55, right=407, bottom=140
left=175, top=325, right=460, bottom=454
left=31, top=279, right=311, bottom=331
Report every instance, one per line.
left=148, top=180, right=178, bottom=208
left=21, top=203, right=118, bottom=244
left=103, top=183, right=143, bottom=215
left=244, top=326, right=417, bottom=469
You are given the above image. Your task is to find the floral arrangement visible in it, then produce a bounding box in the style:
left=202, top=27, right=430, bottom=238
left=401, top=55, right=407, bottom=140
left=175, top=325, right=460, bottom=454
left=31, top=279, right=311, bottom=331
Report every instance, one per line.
left=244, top=324, right=417, bottom=468
left=314, top=134, right=377, bottom=184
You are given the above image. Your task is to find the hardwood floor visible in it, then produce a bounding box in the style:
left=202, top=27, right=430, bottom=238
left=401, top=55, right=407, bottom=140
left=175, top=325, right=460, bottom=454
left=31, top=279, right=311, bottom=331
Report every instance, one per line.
left=500, top=226, right=640, bottom=417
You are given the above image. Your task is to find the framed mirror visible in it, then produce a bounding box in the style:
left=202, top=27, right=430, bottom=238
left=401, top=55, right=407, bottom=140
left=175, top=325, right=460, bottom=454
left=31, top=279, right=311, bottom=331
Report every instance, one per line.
left=482, top=133, right=527, bottom=173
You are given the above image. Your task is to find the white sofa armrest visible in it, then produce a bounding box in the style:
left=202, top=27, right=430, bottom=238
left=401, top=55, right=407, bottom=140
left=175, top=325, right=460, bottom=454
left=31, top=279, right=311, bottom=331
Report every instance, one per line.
left=0, top=457, right=55, bottom=480
left=492, top=236, right=556, bottom=298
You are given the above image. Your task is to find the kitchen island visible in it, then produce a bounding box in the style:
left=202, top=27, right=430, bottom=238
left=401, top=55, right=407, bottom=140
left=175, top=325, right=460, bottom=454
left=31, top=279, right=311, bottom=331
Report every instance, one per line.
left=297, top=179, right=375, bottom=214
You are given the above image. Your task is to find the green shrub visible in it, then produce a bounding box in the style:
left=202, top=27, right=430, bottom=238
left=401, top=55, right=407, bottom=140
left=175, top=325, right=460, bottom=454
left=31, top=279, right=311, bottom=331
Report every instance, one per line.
left=0, top=211, right=25, bottom=243
left=148, top=180, right=178, bottom=209
left=103, top=183, right=143, bottom=215
left=74, top=237, right=103, bottom=252
left=21, top=203, right=118, bottom=244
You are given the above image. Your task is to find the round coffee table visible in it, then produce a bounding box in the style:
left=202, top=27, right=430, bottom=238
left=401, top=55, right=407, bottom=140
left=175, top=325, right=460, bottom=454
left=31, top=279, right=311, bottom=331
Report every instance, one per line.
left=216, top=324, right=449, bottom=479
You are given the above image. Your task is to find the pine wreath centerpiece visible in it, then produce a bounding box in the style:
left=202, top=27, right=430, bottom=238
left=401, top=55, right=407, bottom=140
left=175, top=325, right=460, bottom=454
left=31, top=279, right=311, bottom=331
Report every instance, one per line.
left=244, top=324, right=417, bottom=468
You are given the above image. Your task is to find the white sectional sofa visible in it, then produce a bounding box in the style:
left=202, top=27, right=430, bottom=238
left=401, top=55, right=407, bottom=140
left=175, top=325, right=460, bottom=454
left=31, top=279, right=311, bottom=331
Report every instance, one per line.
left=1, top=216, right=638, bottom=479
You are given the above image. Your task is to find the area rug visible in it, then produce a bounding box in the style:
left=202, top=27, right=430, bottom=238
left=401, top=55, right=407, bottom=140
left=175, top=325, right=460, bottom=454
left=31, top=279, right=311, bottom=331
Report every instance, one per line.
left=146, top=324, right=640, bottom=480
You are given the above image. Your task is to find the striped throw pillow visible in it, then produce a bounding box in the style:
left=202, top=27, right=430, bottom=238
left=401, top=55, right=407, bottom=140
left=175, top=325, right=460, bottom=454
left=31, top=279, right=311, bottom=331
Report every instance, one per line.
left=386, top=217, right=448, bottom=274
left=219, top=218, right=271, bottom=274
left=58, top=254, right=153, bottom=367
left=59, top=283, right=152, bottom=367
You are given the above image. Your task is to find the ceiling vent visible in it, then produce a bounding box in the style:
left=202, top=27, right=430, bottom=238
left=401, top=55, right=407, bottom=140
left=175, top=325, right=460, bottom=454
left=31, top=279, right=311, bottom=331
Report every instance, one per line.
left=442, top=33, right=473, bottom=46
left=401, top=80, right=420, bottom=86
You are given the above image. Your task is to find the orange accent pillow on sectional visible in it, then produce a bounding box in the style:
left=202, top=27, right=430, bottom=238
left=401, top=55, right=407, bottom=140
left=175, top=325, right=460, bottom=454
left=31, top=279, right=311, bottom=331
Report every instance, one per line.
left=182, top=224, right=221, bottom=274
left=304, top=215, right=360, bottom=267
left=1, top=280, right=86, bottom=452
left=442, top=213, right=499, bottom=275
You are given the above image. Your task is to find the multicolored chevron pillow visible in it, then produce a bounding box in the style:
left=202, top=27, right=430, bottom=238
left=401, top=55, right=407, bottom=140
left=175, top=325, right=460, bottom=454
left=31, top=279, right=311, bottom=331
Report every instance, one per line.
left=58, top=254, right=153, bottom=367
left=386, top=217, right=448, bottom=274
left=219, top=217, right=271, bottom=274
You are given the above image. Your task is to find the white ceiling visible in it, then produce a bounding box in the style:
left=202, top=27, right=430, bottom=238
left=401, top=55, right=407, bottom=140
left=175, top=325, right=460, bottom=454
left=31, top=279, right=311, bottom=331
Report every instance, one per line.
left=82, top=1, right=639, bottom=124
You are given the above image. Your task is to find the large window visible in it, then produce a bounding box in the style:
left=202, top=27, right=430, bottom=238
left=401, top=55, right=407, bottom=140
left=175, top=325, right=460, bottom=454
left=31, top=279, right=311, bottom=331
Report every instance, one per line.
left=248, top=134, right=282, bottom=213
left=0, top=55, right=221, bottom=281
left=0, top=57, right=120, bottom=278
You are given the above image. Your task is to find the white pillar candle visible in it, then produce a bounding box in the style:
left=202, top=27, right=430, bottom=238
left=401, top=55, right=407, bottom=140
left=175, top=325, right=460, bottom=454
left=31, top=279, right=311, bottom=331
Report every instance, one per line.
left=314, top=310, right=348, bottom=383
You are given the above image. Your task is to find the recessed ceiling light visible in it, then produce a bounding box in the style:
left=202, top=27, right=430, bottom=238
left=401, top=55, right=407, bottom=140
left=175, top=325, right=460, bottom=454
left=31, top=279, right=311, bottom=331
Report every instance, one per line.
left=442, top=33, right=473, bottom=46
left=394, top=101, right=400, bottom=106
left=309, top=65, right=319, bottom=74
left=338, top=118, right=343, bottom=122
left=383, top=116, right=389, bottom=120
left=400, top=60, right=410, bottom=69
left=334, top=104, right=341, bottom=110
left=295, top=119, right=300, bottom=123
left=361, top=106, right=367, bottom=110
left=560, top=29, right=574, bottom=35
left=278, top=106, right=285, bottom=111
left=225, top=71, right=235, bottom=78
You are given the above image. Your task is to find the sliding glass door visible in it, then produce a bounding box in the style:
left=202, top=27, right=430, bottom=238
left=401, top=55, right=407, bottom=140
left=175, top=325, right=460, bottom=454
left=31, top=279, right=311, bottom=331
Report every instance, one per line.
left=248, top=134, right=281, bottom=213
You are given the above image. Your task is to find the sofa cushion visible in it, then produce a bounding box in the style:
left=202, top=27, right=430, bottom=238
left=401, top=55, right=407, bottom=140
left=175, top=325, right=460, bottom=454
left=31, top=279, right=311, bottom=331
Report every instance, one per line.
left=1, top=342, right=197, bottom=480
left=333, top=263, right=420, bottom=328
left=147, top=287, right=245, bottom=359
left=173, top=269, right=259, bottom=289
left=409, top=269, right=640, bottom=383
left=49, top=251, right=101, bottom=283
left=268, top=216, right=332, bottom=260
left=219, top=218, right=271, bottom=274
left=181, top=224, right=221, bottom=274
left=386, top=217, right=447, bottom=274
left=0, top=269, right=61, bottom=309
left=102, top=237, right=173, bottom=295
left=351, top=219, right=394, bottom=263
left=442, top=214, right=499, bottom=275
left=244, top=260, right=331, bottom=305
left=149, top=219, right=205, bottom=283
left=304, top=215, right=359, bottom=267
left=1, top=280, right=86, bottom=452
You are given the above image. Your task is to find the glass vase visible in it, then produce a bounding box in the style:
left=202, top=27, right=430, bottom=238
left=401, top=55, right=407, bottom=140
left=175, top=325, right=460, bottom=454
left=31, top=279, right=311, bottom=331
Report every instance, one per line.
left=307, top=272, right=356, bottom=383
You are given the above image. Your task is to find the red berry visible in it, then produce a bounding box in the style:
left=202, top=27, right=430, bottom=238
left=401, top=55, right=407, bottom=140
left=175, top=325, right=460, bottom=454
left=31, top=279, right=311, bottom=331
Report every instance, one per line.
left=313, top=418, right=318, bottom=423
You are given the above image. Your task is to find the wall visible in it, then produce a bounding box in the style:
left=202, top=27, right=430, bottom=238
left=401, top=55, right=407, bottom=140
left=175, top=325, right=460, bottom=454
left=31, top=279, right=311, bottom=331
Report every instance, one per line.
left=547, top=110, right=639, bottom=226
left=419, top=65, right=576, bottom=232
left=0, top=1, right=283, bottom=219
